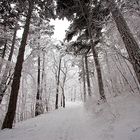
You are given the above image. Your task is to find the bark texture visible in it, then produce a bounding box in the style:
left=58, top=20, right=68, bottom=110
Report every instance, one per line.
left=82, top=56, right=86, bottom=101
left=85, top=54, right=91, bottom=96
left=0, top=26, right=17, bottom=104
left=108, top=0, right=140, bottom=84
left=0, top=40, right=7, bottom=73
left=62, top=89, right=65, bottom=108
left=55, top=57, right=62, bottom=109
left=2, top=2, right=33, bottom=129
left=35, top=53, right=43, bottom=116
left=78, top=0, right=106, bottom=101
left=91, top=43, right=106, bottom=101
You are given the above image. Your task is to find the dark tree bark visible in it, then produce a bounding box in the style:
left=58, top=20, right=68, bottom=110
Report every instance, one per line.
left=1, top=40, right=7, bottom=59
left=60, top=68, right=67, bottom=108
left=78, top=0, right=106, bottom=101
left=35, top=53, right=43, bottom=116
left=61, top=95, right=63, bottom=107
left=41, top=52, right=45, bottom=95
left=108, top=0, right=140, bottom=84
left=8, top=26, right=18, bottom=62
left=91, top=41, right=106, bottom=101
left=0, top=25, right=17, bottom=104
left=61, top=77, right=66, bottom=108
left=55, top=57, right=62, bottom=109
left=2, top=2, right=34, bottom=129
left=82, top=56, right=86, bottom=101
left=60, top=89, right=65, bottom=108
left=85, top=54, right=91, bottom=96
left=0, top=40, right=7, bottom=73
left=62, top=89, right=65, bottom=108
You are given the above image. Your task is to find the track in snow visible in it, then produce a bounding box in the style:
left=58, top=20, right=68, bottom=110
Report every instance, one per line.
left=1, top=97, right=140, bottom=140
left=0, top=102, right=97, bottom=140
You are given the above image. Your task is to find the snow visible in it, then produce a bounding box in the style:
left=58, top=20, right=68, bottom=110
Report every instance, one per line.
left=0, top=95, right=140, bottom=140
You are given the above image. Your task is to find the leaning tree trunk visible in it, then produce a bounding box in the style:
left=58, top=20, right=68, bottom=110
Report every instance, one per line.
left=2, top=2, right=33, bottom=129
left=107, top=0, right=140, bottom=84
left=91, top=42, right=106, bottom=101
left=87, top=20, right=106, bottom=101
left=85, top=54, right=91, bottom=96
left=78, top=0, right=106, bottom=101
left=0, top=25, right=17, bottom=104
left=55, top=57, right=62, bottom=109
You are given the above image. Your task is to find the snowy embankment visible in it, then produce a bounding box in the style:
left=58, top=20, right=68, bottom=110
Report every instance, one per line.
left=0, top=95, right=140, bottom=140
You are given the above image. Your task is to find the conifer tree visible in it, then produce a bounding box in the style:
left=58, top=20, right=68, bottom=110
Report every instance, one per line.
left=2, top=0, right=55, bottom=129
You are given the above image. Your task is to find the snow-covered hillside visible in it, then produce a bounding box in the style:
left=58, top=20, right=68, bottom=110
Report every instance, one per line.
left=0, top=95, right=140, bottom=140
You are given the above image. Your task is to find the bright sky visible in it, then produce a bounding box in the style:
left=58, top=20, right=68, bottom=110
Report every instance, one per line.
left=50, top=18, right=70, bottom=41
left=17, top=18, right=70, bottom=41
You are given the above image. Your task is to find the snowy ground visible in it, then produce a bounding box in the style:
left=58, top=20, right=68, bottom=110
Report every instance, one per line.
left=0, top=95, right=140, bottom=140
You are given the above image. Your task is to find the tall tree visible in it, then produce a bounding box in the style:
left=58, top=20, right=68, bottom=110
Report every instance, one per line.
left=34, top=20, right=43, bottom=117
left=57, top=0, right=107, bottom=101
left=82, top=56, right=86, bottom=101
left=0, top=24, right=18, bottom=104
left=55, top=56, right=62, bottom=109
left=60, top=58, right=70, bottom=108
left=29, top=18, right=54, bottom=115
left=107, top=0, right=140, bottom=84
left=2, top=0, right=34, bottom=129
left=35, top=50, right=44, bottom=116
left=85, top=54, right=91, bottom=96
left=0, top=40, right=7, bottom=73
left=2, top=0, right=55, bottom=129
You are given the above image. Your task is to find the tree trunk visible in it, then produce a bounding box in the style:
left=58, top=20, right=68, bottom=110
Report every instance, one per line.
left=87, top=21, right=106, bottom=101
left=1, top=2, right=33, bottom=129
left=20, top=76, right=26, bottom=121
left=78, top=0, right=106, bottom=101
left=55, top=57, right=62, bottom=109
left=61, top=86, right=65, bottom=108
left=91, top=43, right=106, bottom=101
left=123, top=59, right=140, bottom=92
left=35, top=53, right=43, bottom=116
left=112, top=56, right=135, bottom=94
left=41, top=52, right=45, bottom=96
left=85, top=54, right=91, bottom=96
left=0, top=40, right=7, bottom=73
left=1, top=40, right=7, bottom=59
left=108, top=0, right=140, bottom=84
left=0, top=25, right=7, bottom=73
left=82, top=56, right=86, bottom=101
left=61, top=95, right=63, bottom=106
left=62, top=89, right=65, bottom=108
left=0, top=25, right=17, bottom=104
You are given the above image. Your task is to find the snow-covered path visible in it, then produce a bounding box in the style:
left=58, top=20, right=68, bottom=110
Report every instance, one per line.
left=0, top=96, right=140, bottom=140
left=0, top=102, right=96, bottom=140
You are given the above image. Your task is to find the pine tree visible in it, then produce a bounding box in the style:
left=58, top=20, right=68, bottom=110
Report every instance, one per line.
left=2, top=0, right=55, bottom=129
left=107, top=0, right=140, bottom=84
left=56, top=0, right=108, bottom=101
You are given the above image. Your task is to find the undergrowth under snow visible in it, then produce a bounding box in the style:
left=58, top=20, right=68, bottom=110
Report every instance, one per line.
left=85, top=94, right=140, bottom=140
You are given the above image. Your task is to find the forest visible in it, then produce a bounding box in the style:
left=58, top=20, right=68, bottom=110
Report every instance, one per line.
left=0, top=0, right=140, bottom=139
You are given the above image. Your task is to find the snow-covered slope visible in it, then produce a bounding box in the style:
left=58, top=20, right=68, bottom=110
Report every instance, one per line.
left=0, top=95, right=140, bottom=140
